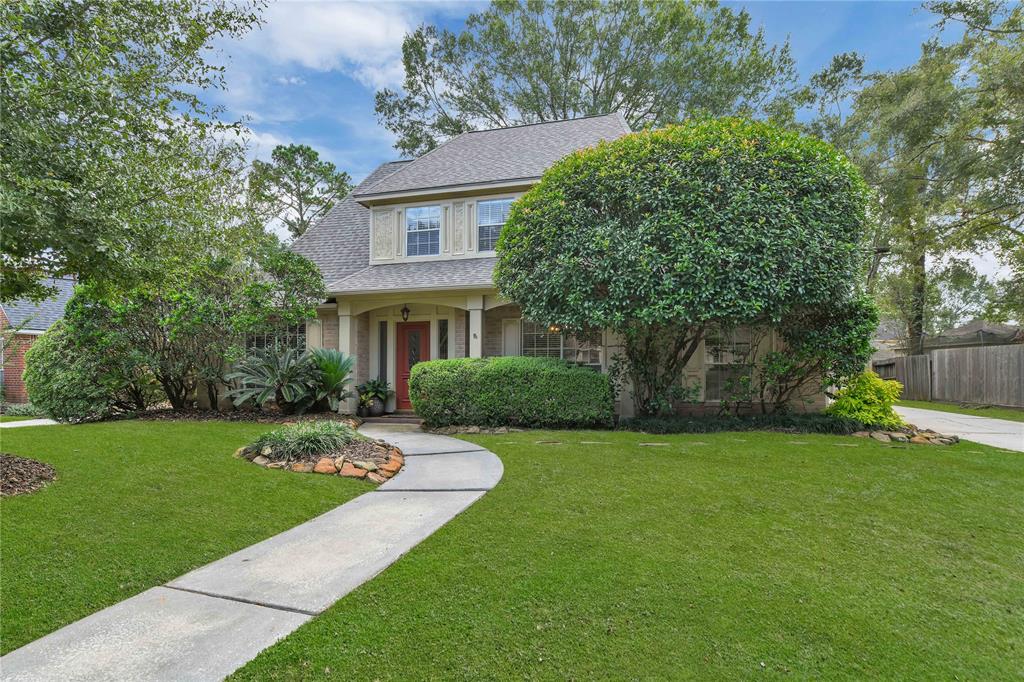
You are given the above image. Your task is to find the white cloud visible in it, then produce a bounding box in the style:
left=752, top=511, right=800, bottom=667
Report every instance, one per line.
left=275, top=75, right=307, bottom=86
left=244, top=1, right=420, bottom=89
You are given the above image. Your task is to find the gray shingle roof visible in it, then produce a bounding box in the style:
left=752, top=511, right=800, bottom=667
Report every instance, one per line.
left=329, top=258, right=496, bottom=294
left=355, top=113, right=630, bottom=198
left=290, top=161, right=410, bottom=285
left=1, top=278, right=76, bottom=331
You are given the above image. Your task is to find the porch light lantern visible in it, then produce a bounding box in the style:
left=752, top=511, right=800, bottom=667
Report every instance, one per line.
left=401, top=304, right=410, bottom=322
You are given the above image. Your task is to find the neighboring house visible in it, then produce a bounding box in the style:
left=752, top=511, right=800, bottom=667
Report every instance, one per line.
left=0, top=278, right=76, bottom=403
left=292, top=114, right=825, bottom=416
left=870, top=318, right=905, bottom=365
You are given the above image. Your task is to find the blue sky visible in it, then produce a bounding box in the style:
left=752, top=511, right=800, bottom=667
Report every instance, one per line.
left=207, top=0, right=946, bottom=184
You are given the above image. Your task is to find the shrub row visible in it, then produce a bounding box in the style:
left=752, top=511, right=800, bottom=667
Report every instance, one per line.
left=409, top=356, right=615, bottom=429
left=619, top=413, right=871, bottom=435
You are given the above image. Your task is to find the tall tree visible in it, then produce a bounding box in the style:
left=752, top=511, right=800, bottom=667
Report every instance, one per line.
left=247, top=144, right=352, bottom=239
left=376, top=0, right=797, bottom=156
left=0, top=0, right=265, bottom=303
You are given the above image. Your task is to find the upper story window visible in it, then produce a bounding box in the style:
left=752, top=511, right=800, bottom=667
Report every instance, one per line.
left=406, top=205, right=441, bottom=256
left=477, top=198, right=512, bottom=252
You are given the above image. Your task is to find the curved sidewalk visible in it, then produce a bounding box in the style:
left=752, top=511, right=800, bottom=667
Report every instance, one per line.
left=1, top=425, right=502, bottom=682
left=895, top=406, right=1024, bottom=452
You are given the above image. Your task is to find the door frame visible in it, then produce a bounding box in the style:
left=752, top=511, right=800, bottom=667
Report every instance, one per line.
left=395, top=321, right=431, bottom=410
left=368, top=305, right=458, bottom=412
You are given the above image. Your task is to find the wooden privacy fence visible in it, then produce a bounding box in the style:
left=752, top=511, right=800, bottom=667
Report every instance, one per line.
left=873, top=344, right=1024, bottom=407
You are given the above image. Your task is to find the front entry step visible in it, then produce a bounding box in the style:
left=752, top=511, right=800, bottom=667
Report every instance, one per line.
left=362, top=414, right=423, bottom=425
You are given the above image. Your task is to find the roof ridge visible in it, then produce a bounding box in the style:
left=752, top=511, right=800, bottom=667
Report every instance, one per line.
left=462, top=111, right=621, bottom=135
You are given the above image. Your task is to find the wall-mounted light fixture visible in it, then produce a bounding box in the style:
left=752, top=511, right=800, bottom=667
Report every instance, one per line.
left=401, top=304, right=410, bottom=322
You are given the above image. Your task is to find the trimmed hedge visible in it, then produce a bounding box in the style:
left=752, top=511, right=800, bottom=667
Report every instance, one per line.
left=409, top=357, right=614, bottom=428
left=619, top=413, right=870, bottom=435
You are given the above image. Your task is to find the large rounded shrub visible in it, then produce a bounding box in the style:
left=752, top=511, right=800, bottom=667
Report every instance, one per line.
left=409, top=357, right=614, bottom=428
left=23, top=321, right=118, bottom=422
left=495, top=118, right=869, bottom=415
left=496, top=118, right=868, bottom=330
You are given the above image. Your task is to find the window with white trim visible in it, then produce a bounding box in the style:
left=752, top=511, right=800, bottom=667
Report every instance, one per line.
left=406, top=205, right=441, bottom=256
left=703, top=327, right=752, bottom=401
left=521, top=320, right=601, bottom=369
left=476, top=198, right=511, bottom=252
left=247, top=323, right=307, bottom=353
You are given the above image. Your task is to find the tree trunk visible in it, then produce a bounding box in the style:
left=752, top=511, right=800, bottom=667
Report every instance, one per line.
left=907, top=251, right=927, bottom=356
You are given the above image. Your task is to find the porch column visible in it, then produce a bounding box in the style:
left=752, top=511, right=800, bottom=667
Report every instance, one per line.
left=306, top=317, right=323, bottom=350
left=337, top=301, right=358, bottom=413
left=467, top=294, right=484, bottom=358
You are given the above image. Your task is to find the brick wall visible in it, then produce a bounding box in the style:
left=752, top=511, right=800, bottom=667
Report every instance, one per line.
left=2, top=333, right=36, bottom=403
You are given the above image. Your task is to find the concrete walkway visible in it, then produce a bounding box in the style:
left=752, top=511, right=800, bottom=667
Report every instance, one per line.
left=895, top=405, right=1024, bottom=452
left=0, top=418, right=58, bottom=428
left=1, top=425, right=502, bottom=681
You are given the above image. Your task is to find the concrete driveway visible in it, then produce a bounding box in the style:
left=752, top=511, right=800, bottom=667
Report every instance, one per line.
left=894, top=406, right=1024, bottom=452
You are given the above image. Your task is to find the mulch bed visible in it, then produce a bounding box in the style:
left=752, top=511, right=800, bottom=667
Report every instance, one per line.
left=1, top=454, right=56, bottom=497
left=138, top=409, right=362, bottom=427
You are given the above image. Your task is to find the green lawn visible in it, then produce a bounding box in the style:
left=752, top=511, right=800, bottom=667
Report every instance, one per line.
left=0, top=415, right=37, bottom=422
left=234, top=430, right=1023, bottom=680
left=898, top=399, right=1024, bottom=423
left=0, top=420, right=370, bottom=653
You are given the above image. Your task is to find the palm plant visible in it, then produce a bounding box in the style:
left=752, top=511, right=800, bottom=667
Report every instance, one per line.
left=311, top=348, right=355, bottom=411
left=226, top=348, right=319, bottom=415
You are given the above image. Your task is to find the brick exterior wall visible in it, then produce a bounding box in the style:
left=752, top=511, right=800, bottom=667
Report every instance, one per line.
left=2, top=333, right=36, bottom=403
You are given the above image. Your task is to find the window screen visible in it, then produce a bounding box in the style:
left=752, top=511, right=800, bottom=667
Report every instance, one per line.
left=477, top=199, right=511, bottom=252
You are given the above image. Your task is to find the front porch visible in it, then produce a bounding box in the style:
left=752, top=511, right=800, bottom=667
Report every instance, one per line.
left=307, top=289, right=530, bottom=412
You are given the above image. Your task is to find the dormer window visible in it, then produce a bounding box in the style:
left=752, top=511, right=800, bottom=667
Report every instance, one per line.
left=477, top=198, right=512, bottom=252
left=406, top=205, right=441, bottom=256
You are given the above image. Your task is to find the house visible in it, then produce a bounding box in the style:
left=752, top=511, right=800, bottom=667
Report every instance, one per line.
left=1, top=278, right=76, bottom=403
left=292, top=114, right=826, bottom=416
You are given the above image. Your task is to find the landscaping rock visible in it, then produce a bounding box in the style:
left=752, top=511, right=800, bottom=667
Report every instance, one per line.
left=353, top=460, right=378, bottom=472
left=338, top=462, right=367, bottom=479
left=366, top=472, right=386, bottom=484
left=267, top=462, right=286, bottom=469
left=333, top=456, right=348, bottom=470
left=910, top=435, right=932, bottom=444
left=380, top=458, right=402, bottom=476
left=313, top=458, right=337, bottom=475
left=852, top=431, right=871, bottom=438
left=888, top=432, right=910, bottom=443
left=870, top=432, right=891, bottom=443
left=252, top=456, right=270, bottom=467
left=260, top=445, right=273, bottom=457
left=290, top=462, right=314, bottom=473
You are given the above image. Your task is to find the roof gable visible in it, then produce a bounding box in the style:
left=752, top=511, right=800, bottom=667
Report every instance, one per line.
left=1, top=278, right=76, bottom=331
left=355, top=113, right=630, bottom=199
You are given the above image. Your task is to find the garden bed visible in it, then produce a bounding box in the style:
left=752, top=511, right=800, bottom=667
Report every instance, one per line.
left=233, top=421, right=403, bottom=483
left=138, top=409, right=362, bottom=426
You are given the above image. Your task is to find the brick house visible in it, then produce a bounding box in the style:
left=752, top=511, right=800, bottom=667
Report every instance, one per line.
left=1, top=278, right=75, bottom=404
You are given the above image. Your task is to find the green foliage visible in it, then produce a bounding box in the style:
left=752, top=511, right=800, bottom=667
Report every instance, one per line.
left=825, top=371, right=904, bottom=429
left=376, top=0, right=797, bottom=155
left=250, top=421, right=363, bottom=462
left=0, top=0, right=263, bottom=302
left=757, top=295, right=879, bottom=413
left=1, top=402, right=42, bottom=417
left=22, top=321, right=152, bottom=423
left=248, top=144, right=352, bottom=238
left=357, top=379, right=393, bottom=403
left=409, top=357, right=614, bottom=428
left=620, top=413, right=869, bottom=435
left=311, top=349, right=356, bottom=412
left=227, top=349, right=320, bottom=416
left=497, top=118, right=869, bottom=415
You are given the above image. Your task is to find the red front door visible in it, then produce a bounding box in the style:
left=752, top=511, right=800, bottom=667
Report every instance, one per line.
left=396, top=321, right=430, bottom=410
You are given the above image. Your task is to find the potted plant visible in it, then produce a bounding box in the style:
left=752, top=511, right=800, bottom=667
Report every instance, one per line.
left=357, top=392, right=373, bottom=418
left=358, top=379, right=394, bottom=417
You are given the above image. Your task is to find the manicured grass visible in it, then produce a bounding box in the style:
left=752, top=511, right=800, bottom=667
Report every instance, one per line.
left=898, top=399, right=1024, bottom=423
left=0, top=415, right=37, bottom=422
left=234, top=430, right=1023, bottom=680
left=0, top=420, right=370, bottom=653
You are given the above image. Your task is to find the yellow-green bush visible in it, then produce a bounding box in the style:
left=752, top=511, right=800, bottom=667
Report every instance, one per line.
left=825, top=371, right=904, bottom=429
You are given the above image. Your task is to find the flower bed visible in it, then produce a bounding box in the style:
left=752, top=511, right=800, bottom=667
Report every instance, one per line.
left=233, top=421, right=402, bottom=483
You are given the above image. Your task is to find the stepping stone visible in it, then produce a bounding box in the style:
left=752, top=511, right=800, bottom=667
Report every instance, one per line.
left=788, top=441, right=809, bottom=445
left=638, top=442, right=670, bottom=447
left=535, top=440, right=562, bottom=444
left=579, top=441, right=611, bottom=445
left=835, top=443, right=859, bottom=447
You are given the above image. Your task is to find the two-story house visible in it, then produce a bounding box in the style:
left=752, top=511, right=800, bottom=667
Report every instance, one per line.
left=293, top=113, right=822, bottom=416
